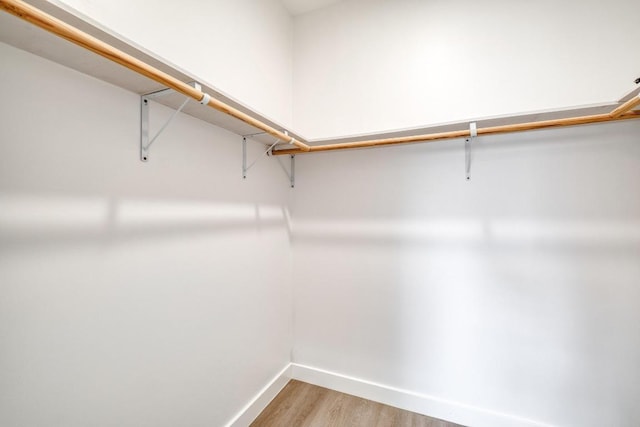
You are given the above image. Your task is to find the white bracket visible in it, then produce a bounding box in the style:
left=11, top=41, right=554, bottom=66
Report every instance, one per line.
left=465, top=122, right=477, bottom=181
left=242, top=133, right=295, bottom=188
left=276, top=155, right=296, bottom=188
left=140, top=82, right=201, bottom=162
left=242, top=136, right=280, bottom=178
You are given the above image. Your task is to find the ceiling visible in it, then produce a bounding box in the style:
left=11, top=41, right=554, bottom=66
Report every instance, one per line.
left=280, top=0, right=345, bottom=16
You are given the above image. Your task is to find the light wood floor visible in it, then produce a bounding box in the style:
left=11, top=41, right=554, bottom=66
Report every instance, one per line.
left=251, top=380, right=464, bottom=427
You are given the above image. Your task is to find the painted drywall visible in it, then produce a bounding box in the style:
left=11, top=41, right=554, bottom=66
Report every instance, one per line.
left=293, top=0, right=640, bottom=138
left=290, top=120, right=640, bottom=426
left=50, top=0, right=294, bottom=128
left=289, top=2, right=640, bottom=424
left=0, top=42, right=293, bottom=427
left=281, top=0, right=345, bottom=16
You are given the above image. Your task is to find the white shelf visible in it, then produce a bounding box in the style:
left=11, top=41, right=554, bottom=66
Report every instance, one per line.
left=0, top=0, right=305, bottom=146
left=1, top=0, right=637, bottom=152
left=309, top=103, right=622, bottom=145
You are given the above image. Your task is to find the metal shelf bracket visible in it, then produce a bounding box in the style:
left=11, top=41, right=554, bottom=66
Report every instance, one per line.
left=140, top=82, right=201, bottom=162
left=242, top=130, right=295, bottom=188
left=277, top=155, right=296, bottom=188
left=242, top=132, right=296, bottom=188
left=242, top=136, right=279, bottom=178
left=465, top=122, right=477, bottom=181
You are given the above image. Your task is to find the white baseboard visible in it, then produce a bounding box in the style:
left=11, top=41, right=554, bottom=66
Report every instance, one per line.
left=224, top=363, right=292, bottom=427
left=290, top=363, right=554, bottom=427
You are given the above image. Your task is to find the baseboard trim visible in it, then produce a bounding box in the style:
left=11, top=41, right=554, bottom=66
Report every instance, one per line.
left=224, top=363, right=292, bottom=427
left=290, top=363, right=554, bottom=427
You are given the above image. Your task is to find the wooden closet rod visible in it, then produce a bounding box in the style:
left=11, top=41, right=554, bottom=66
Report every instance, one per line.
left=610, top=94, right=640, bottom=118
left=2, top=0, right=638, bottom=157
left=272, top=109, right=640, bottom=155
left=0, top=0, right=311, bottom=152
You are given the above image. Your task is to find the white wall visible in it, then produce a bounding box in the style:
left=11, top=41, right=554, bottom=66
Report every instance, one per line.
left=4, top=2, right=640, bottom=427
left=52, top=0, right=295, bottom=127
left=293, top=0, right=640, bottom=138
left=290, top=2, right=640, bottom=425
left=0, top=42, right=293, bottom=427
left=291, top=120, right=640, bottom=426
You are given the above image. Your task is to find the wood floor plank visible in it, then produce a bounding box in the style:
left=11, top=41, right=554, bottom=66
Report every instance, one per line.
left=374, top=403, right=400, bottom=427
left=251, top=380, right=464, bottom=427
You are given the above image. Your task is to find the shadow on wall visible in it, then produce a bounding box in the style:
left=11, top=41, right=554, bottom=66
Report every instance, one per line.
left=291, top=215, right=640, bottom=426
left=289, top=120, right=640, bottom=426
left=0, top=192, right=292, bottom=249
left=291, top=216, right=640, bottom=250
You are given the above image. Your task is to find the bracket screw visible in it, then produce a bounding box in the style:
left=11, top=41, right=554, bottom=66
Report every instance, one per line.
left=636, top=77, right=640, bottom=84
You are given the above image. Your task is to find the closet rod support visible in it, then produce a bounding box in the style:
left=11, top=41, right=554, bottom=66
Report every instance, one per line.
left=465, top=122, right=476, bottom=181
left=143, top=81, right=201, bottom=100
left=243, top=131, right=283, bottom=150
left=243, top=131, right=269, bottom=138
left=242, top=137, right=247, bottom=179
left=242, top=136, right=281, bottom=178
left=290, top=155, right=295, bottom=188
left=140, top=82, right=201, bottom=162
left=276, top=155, right=295, bottom=188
